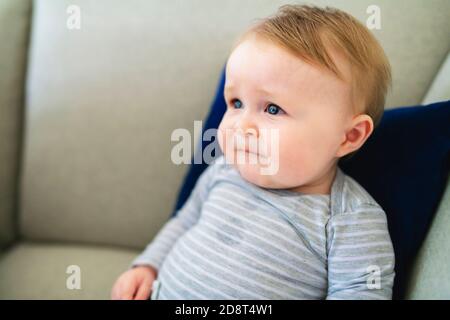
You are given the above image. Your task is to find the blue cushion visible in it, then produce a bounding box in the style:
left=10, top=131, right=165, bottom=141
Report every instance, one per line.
left=172, top=65, right=450, bottom=299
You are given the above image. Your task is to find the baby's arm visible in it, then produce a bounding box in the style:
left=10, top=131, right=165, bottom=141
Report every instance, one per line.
left=326, top=204, right=395, bottom=300
left=129, top=159, right=221, bottom=272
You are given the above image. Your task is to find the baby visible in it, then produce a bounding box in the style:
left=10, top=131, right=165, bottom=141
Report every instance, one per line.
left=112, top=4, right=395, bottom=300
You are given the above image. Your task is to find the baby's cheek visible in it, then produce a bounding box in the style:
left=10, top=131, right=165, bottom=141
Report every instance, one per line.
left=278, top=135, right=307, bottom=164
left=278, top=140, right=315, bottom=178
left=217, top=124, right=232, bottom=154
left=217, top=127, right=225, bottom=152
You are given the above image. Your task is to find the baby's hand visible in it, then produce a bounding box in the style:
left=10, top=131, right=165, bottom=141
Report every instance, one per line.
left=111, top=265, right=157, bottom=300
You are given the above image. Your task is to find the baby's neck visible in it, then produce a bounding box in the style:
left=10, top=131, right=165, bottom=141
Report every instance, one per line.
left=288, top=165, right=338, bottom=195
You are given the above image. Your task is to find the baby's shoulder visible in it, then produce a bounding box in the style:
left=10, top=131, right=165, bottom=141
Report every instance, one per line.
left=339, top=171, right=384, bottom=214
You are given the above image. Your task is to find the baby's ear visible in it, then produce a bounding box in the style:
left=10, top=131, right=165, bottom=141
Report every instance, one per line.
left=336, top=114, right=374, bottom=158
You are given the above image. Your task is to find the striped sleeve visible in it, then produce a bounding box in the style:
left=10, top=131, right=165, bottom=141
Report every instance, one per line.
left=326, top=204, right=395, bottom=300
left=129, top=160, right=220, bottom=271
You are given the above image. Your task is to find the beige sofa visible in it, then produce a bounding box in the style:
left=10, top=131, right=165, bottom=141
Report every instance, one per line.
left=0, top=0, right=449, bottom=299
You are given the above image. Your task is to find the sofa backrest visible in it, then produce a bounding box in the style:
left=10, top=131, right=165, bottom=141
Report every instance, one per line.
left=15, top=0, right=450, bottom=249
left=422, top=52, right=450, bottom=105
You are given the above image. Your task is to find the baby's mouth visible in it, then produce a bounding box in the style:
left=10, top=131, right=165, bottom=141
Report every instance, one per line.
left=235, top=148, right=269, bottom=160
left=239, top=148, right=257, bottom=155
left=230, top=147, right=273, bottom=169
left=236, top=147, right=258, bottom=155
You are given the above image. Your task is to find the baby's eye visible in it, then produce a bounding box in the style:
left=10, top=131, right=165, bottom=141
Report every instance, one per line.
left=265, top=103, right=285, bottom=115
left=231, top=99, right=243, bottom=109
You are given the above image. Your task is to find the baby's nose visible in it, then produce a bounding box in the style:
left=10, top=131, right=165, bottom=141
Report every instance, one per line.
left=235, top=114, right=259, bottom=138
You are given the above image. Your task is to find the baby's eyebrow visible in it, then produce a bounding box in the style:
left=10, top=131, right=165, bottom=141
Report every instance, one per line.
left=224, top=85, right=234, bottom=94
left=224, top=84, right=274, bottom=96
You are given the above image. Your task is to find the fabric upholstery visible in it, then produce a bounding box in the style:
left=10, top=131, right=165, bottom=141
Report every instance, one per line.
left=0, top=0, right=448, bottom=299
left=405, top=178, right=450, bottom=299
left=0, top=0, right=31, bottom=249
left=422, top=52, right=450, bottom=105
left=0, top=241, right=139, bottom=299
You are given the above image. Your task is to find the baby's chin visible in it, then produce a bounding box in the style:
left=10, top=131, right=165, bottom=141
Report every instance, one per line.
left=234, top=162, right=284, bottom=189
left=223, top=150, right=288, bottom=188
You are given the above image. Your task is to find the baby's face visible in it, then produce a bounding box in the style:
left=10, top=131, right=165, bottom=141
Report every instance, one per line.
left=218, top=36, right=356, bottom=194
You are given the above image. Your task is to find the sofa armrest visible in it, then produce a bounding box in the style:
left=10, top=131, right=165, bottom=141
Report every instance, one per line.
left=0, top=0, right=32, bottom=249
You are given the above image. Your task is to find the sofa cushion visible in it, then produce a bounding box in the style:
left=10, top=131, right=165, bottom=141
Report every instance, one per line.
left=0, top=241, right=139, bottom=299
left=173, top=65, right=450, bottom=300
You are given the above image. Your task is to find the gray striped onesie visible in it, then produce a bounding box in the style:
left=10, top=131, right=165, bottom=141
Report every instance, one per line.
left=131, top=156, right=395, bottom=299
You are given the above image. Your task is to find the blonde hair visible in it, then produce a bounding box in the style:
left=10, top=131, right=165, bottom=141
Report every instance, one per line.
left=230, top=4, right=392, bottom=130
